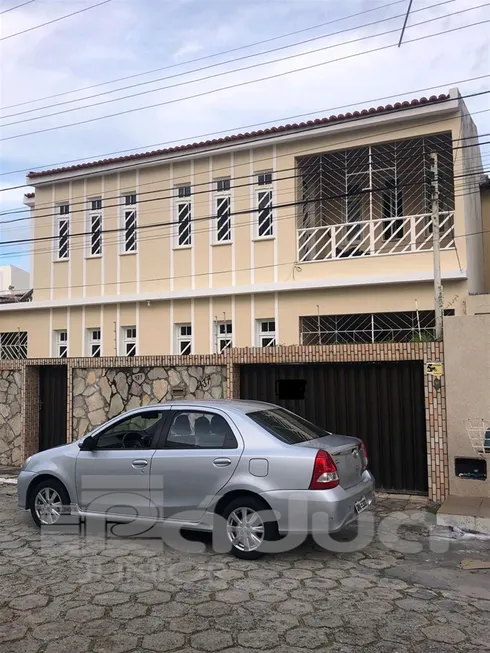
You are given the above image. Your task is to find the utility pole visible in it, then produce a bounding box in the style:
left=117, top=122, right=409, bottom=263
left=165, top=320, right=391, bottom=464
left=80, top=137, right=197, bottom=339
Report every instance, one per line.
left=430, top=152, right=443, bottom=340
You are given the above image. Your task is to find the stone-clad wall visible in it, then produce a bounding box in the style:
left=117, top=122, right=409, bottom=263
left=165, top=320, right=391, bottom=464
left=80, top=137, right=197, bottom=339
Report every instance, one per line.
left=0, top=370, right=22, bottom=466
left=72, top=365, right=227, bottom=439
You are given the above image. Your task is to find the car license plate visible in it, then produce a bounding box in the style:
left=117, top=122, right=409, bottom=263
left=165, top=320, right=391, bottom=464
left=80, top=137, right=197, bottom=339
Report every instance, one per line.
left=355, top=497, right=368, bottom=513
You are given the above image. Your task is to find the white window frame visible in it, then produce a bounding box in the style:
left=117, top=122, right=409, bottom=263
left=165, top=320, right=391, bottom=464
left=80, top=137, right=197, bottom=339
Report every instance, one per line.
left=87, top=198, right=103, bottom=257
left=176, top=323, right=192, bottom=355
left=215, top=321, right=232, bottom=353
left=255, top=172, right=273, bottom=238
left=121, top=194, right=137, bottom=254
left=87, top=328, right=101, bottom=357
left=256, top=320, right=276, bottom=347
left=175, top=185, right=192, bottom=248
left=54, top=330, right=68, bottom=358
left=121, top=326, right=137, bottom=356
left=214, top=179, right=231, bottom=243
left=56, top=204, right=70, bottom=260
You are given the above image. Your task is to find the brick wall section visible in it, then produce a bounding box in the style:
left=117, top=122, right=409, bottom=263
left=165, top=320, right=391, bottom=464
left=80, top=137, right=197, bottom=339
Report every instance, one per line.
left=0, top=343, right=447, bottom=501
left=23, top=366, right=39, bottom=461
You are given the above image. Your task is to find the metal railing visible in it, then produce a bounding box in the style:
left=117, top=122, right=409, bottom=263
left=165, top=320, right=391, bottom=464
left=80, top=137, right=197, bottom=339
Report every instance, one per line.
left=297, top=211, right=454, bottom=262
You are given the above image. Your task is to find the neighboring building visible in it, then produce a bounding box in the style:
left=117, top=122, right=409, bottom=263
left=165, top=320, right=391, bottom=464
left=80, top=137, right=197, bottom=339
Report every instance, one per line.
left=0, top=265, right=30, bottom=293
left=0, top=87, right=485, bottom=358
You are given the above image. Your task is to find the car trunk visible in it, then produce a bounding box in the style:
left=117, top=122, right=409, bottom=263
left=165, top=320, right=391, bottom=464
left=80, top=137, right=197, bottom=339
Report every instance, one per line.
left=295, top=434, right=364, bottom=489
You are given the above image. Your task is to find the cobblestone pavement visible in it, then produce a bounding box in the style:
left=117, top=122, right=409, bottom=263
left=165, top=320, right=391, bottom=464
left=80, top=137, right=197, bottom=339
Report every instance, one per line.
left=1, top=485, right=490, bottom=653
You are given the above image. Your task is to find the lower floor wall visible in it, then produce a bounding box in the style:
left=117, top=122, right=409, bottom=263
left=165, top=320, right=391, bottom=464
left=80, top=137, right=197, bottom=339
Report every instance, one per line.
left=0, top=280, right=466, bottom=358
left=0, top=370, right=22, bottom=467
left=0, top=342, right=447, bottom=502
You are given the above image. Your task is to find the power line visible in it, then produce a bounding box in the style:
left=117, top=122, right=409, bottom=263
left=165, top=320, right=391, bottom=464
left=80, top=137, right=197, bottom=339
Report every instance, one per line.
left=1, top=73, right=488, bottom=182
left=1, top=164, right=486, bottom=249
left=0, top=0, right=457, bottom=122
left=1, top=86, right=488, bottom=199
left=3, top=100, right=488, bottom=223
left=0, top=0, right=412, bottom=111
left=2, top=15, right=489, bottom=142
left=0, top=0, right=36, bottom=15
left=0, top=0, right=113, bottom=41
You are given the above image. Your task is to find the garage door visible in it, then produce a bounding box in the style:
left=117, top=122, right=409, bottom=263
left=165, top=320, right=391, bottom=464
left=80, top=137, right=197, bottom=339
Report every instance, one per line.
left=239, top=362, right=428, bottom=494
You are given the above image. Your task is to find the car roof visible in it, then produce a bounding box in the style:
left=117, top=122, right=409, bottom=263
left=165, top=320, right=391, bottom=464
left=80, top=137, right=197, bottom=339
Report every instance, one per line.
left=146, top=399, right=276, bottom=414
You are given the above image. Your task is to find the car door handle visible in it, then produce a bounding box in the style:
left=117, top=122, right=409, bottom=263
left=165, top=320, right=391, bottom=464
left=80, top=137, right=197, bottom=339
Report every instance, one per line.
left=132, top=459, right=148, bottom=469
left=213, top=458, right=232, bottom=467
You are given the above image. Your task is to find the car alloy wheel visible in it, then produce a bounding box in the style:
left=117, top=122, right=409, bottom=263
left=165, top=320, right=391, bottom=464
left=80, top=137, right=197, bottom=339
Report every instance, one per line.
left=34, top=487, right=63, bottom=525
left=226, top=506, right=265, bottom=552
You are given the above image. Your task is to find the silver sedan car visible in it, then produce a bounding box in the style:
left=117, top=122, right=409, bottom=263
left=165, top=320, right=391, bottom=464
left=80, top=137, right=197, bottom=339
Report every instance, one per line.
left=18, top=400, right=375, bottom=559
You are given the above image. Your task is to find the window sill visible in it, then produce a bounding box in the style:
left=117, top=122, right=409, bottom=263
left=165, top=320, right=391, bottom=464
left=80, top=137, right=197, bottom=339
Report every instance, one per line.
left=53, top=258, right=69, bottom=263
left=211, top=241, right=232, bottom=247
left=173, top=245, right=192, bottom=251
left=119, top=251, right=137, bottom=257
left=252, top=236, right=275, bottom=242
left=85, top=254, right=102, bottom=260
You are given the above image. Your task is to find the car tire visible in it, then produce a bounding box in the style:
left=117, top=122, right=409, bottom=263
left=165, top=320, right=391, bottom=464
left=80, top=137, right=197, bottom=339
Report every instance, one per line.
left=29, top=478, right=71, bottom=528
left=217, top=496, right=278, bottom=560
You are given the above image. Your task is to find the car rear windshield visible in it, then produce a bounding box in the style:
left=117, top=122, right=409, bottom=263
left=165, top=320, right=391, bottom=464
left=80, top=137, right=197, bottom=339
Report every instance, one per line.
left=247, top=408, right=330, bottom=444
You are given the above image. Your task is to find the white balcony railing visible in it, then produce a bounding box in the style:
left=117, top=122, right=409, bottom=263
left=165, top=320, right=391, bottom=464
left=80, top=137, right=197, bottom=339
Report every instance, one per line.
left=297, top=212, right=455, bottom=262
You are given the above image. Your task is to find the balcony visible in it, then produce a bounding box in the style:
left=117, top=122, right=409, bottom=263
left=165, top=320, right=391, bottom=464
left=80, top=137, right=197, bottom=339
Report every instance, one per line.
left=296, top=132, right=455, bottom=263
left=298, top=211, right=455, bottom=262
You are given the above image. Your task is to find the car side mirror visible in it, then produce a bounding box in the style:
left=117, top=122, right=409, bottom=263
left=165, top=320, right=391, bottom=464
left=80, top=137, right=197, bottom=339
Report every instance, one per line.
left=78, top=435, right=97, bottom=451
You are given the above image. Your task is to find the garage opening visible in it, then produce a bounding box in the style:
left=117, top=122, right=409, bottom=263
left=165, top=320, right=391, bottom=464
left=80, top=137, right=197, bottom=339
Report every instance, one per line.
left=240, top=362, right=428, bottom=494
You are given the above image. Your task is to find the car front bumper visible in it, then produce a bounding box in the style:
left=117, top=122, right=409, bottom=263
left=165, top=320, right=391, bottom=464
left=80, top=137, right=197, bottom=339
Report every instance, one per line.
left=17, top=470, right=35, bottom=510
left=261, top=470, right=375, bottom=535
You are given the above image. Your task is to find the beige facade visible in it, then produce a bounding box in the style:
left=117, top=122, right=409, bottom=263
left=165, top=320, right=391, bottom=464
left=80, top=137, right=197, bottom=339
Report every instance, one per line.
left=0, top=88, right=485, bottom=358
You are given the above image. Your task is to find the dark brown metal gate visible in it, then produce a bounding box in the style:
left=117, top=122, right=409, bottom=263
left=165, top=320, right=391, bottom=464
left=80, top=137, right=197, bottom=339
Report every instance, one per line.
left=39, top=366, right=68, bottom=451
left=240, top=362, right=428, bottom=493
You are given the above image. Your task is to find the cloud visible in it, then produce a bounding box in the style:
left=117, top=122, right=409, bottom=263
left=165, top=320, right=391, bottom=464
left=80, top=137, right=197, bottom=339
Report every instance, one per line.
left=0, top=0, right=489, bottom=273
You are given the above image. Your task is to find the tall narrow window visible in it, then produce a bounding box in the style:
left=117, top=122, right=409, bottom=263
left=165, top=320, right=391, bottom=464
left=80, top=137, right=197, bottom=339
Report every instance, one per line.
left=257, top=320, right=276, bottom=347
left=55, top=330, right=68, bottom=358
left=87, top=328, right=101, bottom=357
left=57, top=204, right=70, bottom=259
left=176, top=324, right=192, bottom=355
left=123, top=194, right=137, bottom=253
left=215, top=321, right=232, bottom=352
left=215, top=179, right=231, bottom=242
left=256, top=173, right=273, bottom=237
left=88, top=199, right=102, bottom=256
left=176, top=186, right=192, bottom=246
left=122, top=327, right=136, bottom=356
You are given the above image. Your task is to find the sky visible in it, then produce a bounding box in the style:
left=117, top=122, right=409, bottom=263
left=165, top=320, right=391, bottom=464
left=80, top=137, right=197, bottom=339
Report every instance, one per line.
left=0, top=0, right=489, bottom=273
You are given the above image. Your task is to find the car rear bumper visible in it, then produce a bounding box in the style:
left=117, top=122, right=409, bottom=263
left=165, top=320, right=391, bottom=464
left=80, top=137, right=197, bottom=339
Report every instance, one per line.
left=260, top=470, right=375, bottom=535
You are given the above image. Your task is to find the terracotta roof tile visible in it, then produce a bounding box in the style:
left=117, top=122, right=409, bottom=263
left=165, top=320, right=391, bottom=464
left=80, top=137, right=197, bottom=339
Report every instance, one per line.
left=27, top=94, right=450, bottom=179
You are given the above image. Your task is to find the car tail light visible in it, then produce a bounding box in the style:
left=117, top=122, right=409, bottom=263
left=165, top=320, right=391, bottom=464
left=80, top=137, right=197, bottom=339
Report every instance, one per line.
left=360, top=441, right=368, bottom=470
left=309, top=450, right=339, bottom=490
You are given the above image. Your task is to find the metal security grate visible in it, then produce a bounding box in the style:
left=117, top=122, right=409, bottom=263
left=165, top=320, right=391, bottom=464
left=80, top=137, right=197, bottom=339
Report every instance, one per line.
left=0, top=331, right=27, bottom=359
left=297, top=133, right=455, bottom=262
left=300, top=311, right=453, bottom=345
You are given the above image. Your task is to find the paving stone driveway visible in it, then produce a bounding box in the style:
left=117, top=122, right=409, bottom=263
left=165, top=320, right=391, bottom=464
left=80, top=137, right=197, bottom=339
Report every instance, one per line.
left=1, top=485, right=490, bottom=653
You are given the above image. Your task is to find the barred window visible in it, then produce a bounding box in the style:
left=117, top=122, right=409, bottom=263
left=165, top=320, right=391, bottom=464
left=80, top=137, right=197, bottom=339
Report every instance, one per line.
left=257, top=320, right=276, bottom=347
left=55, top=330, right=68, bottom=358
left=176, top=324, right=192, bottom=355
left=300, top=310, right=454, bottom=345
left=57, top=217, right=69, bottom=259
left=176, top=188, right=192, bottom=247
left=215, top=179, right=231, bottom=242
left=0, top=332, right=27, bottom=359
left=123, top=327, right=136, bottom=356
left=123, top=195, right=137, bottom=253
left=257, top=190, right=273, bottom=237
left=215, top=321, right=232, bottom=352
left=88, top=329, right=101, bottom=357
left=88, top=199, right=102, bottom=256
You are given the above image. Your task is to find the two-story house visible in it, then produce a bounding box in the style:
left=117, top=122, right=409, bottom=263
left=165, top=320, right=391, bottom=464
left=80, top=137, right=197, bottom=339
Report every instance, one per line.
left=0, top=87, right=484, bottom=359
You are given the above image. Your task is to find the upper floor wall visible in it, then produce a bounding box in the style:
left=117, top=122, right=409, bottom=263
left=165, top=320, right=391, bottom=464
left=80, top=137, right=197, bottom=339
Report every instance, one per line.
left=25, top=90, right=483, bottom=305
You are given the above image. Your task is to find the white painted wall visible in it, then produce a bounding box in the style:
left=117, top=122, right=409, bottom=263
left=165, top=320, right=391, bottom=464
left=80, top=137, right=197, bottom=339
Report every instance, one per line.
left=0, top=265, right=30, bottom=292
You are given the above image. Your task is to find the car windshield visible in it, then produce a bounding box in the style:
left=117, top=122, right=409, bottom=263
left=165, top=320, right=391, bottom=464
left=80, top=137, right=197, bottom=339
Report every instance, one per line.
left=247, top=408, right=330, bottom=444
